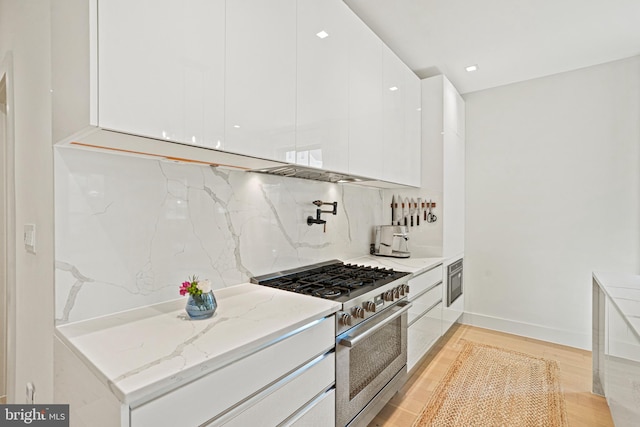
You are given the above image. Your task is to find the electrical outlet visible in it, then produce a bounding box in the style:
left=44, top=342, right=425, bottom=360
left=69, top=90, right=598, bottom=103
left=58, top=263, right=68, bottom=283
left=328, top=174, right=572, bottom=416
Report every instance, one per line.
left=26, top=382, right=35, bottom=404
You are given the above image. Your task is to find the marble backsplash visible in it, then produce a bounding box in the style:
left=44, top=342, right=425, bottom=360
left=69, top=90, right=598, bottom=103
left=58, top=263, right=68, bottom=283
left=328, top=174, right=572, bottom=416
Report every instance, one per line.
left=54, top=147, right=384, bottom=324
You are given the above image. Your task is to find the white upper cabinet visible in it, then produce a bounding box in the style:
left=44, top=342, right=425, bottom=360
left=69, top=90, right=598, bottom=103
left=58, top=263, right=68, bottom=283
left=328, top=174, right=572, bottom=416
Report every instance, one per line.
left=382, top=45, right=405, bottom=183
left=225, top=0, right=297, bottom=162
left=346, top=12, right=384, bottom=180
left=98, top=0, right=225, bottom=149
left=54, top=0, right=421, bottom=184
left=380, top=47, right=421, bottom=186
left=404, top=67, right=422, bottom=187
left=296, top=0, right=350, bottom=173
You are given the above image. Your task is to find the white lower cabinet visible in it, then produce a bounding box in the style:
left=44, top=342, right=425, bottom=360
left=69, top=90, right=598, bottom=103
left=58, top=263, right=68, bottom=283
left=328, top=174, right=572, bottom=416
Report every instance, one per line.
left=406, top=265, right=444, bottom=372
left=408, top=302, right=443, bottom=372
left=287, top=389, right=335, bottom=427
left=130, top=317, right=335, bottom=427
left=215, top=353, right=334, bottom=426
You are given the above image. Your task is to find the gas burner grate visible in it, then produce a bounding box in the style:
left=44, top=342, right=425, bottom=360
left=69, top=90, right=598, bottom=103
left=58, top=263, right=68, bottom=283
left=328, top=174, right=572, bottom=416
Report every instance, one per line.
left=250, top=260, right=410, bottom=301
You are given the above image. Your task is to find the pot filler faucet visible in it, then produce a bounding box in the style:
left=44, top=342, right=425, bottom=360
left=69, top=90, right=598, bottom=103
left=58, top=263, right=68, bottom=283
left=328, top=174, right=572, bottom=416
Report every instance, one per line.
left=307, top=200, right=338, bottom=232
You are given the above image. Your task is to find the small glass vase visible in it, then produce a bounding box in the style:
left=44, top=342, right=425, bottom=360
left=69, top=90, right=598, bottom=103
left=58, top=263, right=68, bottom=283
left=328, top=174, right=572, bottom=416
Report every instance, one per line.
left=185, top=291, right=217, bottom=320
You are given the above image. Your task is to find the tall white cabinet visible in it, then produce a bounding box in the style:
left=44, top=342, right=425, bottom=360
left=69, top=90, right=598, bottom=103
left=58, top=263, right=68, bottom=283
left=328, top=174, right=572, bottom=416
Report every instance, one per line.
left=421, top=75, right=465, bottom=259
left=422, top=75, right=465, bottom=329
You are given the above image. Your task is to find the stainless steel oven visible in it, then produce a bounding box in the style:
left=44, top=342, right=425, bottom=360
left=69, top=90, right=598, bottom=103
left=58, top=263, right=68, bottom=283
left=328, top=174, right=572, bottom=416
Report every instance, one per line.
left=251, top=260, right=412, bottom=427
left=336, top=300, right=411, bottom=427
left=447, top=258, right=463, bottom=306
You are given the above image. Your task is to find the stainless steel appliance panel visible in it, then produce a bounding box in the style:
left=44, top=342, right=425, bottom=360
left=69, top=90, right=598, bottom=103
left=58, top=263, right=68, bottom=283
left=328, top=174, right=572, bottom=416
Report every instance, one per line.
left=447, top=258, right=463, bottom=306
left=335, top=302, right=410, bottom=426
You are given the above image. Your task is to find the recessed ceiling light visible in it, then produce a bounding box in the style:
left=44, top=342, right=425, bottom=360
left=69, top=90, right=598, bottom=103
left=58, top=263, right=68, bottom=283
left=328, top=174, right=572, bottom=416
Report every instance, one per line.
left=389, top=86, right=398, bottom=91
left=233, top=125, right=241, bottom=129
left=316, top=30, right=329, bottom=39
left=465, top=64, right=479, bottom=72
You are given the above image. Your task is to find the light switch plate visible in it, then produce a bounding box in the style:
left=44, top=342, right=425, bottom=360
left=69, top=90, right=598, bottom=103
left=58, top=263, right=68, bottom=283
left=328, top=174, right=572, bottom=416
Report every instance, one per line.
left=24, top=224, right=36, bottom=254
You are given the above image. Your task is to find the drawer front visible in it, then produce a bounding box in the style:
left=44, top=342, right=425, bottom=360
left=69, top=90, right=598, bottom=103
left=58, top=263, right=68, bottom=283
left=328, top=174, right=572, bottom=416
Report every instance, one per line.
left=408, top=302, right=442, bottom=371
left=219, top=353, right=335, bottom=427
left=408, top=265, right=443, bottom=301
left=131, top=317, right=335, bottom=427
left=408, top=283, right=442, bottom=325
left=286, top=388, right=335, bottom=427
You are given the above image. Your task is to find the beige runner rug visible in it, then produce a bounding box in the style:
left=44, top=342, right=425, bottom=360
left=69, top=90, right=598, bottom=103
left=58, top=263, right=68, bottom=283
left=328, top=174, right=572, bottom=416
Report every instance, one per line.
left=412, top=341, right=569, bottom=427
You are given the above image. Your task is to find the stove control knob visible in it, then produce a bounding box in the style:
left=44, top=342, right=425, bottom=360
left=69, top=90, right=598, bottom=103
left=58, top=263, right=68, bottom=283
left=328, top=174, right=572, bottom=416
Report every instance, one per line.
left=398, top=286, right=405, bottom=296
left=353, top=306, right=365, bottom=318
left=341, top=313, right=353, bottom=326
left=393, top=288, right=400, bottom=299
left=364, top=301, right=376, bottom=312
left=384, top=290, right=394, bottom=301
left=405, top=284, right=410, bottom=294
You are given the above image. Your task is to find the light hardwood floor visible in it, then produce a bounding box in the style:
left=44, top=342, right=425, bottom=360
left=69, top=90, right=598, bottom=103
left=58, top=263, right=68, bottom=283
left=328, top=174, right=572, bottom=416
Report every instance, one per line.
left=368, top=324, right=614, bottom=427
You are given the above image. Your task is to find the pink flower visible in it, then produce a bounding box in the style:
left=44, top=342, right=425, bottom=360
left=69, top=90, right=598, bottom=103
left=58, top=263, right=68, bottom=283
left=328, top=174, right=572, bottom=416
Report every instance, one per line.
left=179, top=288, right=188, bottom=296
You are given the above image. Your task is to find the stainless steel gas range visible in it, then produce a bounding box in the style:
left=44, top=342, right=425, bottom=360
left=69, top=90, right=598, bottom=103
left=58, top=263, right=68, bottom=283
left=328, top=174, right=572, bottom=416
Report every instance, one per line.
left=251, top=260, right=412, bottom=427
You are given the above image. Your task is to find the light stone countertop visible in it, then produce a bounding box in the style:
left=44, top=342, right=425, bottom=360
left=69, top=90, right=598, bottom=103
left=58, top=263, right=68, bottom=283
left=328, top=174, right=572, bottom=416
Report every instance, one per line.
left=55, top=283, right=341, bottom=407
left=346, top=255, right=444, bottom=276
left=593, top=271, right=640, bottom=340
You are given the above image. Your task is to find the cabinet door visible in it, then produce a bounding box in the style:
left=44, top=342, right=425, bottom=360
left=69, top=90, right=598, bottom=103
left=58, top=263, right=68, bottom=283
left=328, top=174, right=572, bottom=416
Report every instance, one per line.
left=98, top=0, right=225, bottom=149
left=381, top=45, right=406, bottom=184
left=225, top=0, right=296, bottom=162
left=380, top=48, right=421, bottom=186
left=404, top=68, right=422, bottom=187
left=443, top=77, right=464, bottom=138
left=443, top=131, right=465, bottom=257
left=296, top=0, right=350, bottom=173
left=218, top=354, right=334, bottom=426
left=347, top=13, right=383, bottom=179
left=288, top=389, right=335, bottom=427
left=408, top=302, right=442, bottom=371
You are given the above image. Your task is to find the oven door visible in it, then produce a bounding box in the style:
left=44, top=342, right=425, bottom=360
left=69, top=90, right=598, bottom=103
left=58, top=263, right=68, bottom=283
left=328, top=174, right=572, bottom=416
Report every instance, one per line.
left=335, top=302, right=411, bottom=427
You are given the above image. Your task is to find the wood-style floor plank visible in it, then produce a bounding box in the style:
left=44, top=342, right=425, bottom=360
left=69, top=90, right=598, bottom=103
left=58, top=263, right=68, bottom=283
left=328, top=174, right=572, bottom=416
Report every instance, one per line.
left=367, top=324, right=614, bottom=427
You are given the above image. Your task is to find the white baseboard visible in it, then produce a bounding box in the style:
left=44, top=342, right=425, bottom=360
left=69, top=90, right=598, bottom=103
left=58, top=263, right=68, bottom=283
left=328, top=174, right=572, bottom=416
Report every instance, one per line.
left=460, top=311, right=590, bottom=351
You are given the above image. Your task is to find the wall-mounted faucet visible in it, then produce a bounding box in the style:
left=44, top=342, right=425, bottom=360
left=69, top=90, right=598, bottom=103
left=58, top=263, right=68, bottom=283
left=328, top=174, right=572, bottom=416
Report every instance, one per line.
left=307, top=200, right=338, bottom=232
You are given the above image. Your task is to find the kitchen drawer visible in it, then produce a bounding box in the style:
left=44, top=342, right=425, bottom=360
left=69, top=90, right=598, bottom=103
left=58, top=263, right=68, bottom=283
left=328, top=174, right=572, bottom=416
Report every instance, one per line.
left=130, top=317, right=334, bottom=427
left=286, top=388, right=335, bottom=427
left=408, top=283, right=442, bottom=325
left=408, top=265, right=443, bottom=301
left=216, top=353, right=335, bottom=426
left=408, top=302, right=442, bottom=372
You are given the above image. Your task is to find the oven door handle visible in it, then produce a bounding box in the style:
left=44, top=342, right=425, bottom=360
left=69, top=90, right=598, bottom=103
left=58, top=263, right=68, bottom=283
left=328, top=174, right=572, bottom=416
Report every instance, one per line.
left=338, top=302, right=412, bottom=348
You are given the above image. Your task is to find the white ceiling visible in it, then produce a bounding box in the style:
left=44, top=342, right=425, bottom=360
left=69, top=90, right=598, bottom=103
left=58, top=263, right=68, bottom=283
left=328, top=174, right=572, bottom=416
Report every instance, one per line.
left=343, top=0, right=640, bottom=94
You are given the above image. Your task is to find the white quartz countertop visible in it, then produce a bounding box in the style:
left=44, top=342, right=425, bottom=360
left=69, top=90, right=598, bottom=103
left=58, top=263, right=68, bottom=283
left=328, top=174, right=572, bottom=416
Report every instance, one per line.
left=593, top=271, right=640, bottom=339
left=346, top=255, right=444, bottom=276
left=55, top=283, right=340, bottom=407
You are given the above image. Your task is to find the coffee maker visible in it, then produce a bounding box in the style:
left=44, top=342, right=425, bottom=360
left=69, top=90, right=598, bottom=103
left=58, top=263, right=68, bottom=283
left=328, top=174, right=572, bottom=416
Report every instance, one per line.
left=371, top=225, right=410, bottom=258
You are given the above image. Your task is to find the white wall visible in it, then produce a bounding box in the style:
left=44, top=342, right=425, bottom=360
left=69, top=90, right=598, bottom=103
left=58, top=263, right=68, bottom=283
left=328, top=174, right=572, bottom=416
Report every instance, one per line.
left=463, top=55, right=640, bottom=349
left=0, top=0, right=55, bottom=402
